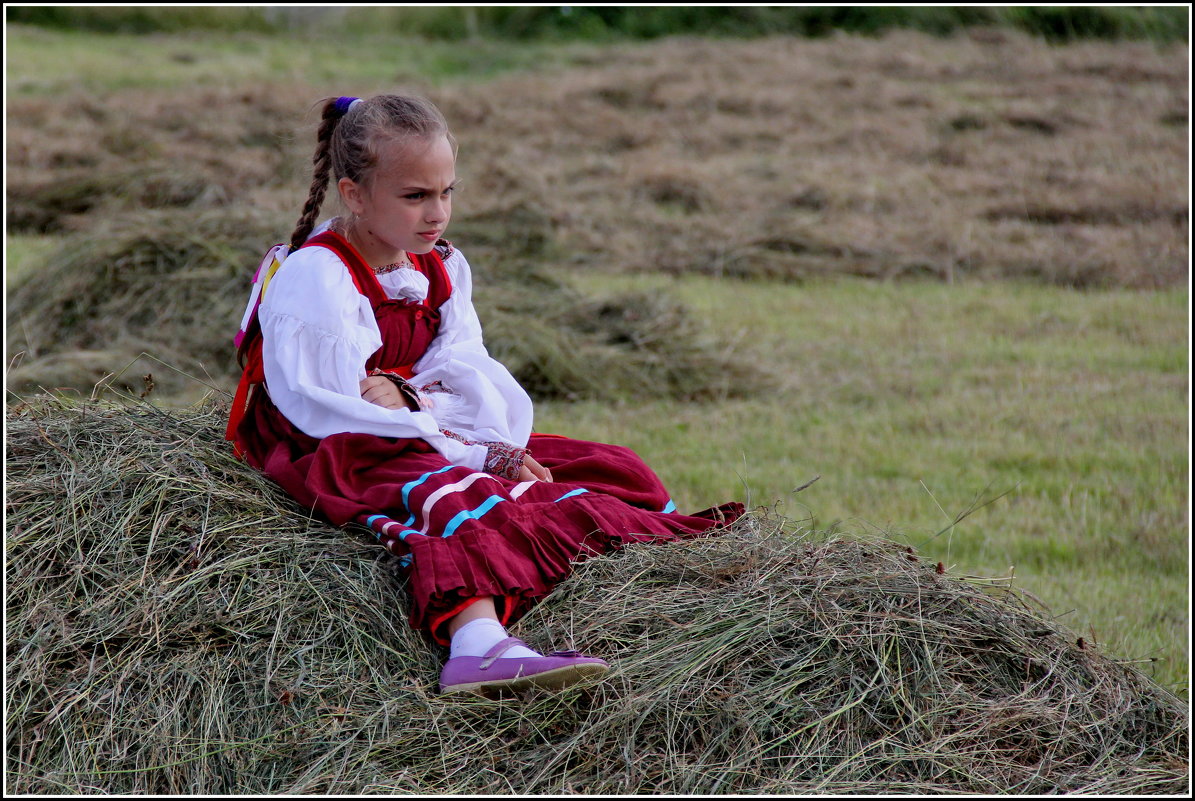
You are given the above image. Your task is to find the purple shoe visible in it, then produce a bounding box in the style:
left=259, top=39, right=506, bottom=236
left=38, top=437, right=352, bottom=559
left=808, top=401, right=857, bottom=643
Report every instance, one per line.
left=439, top=637, right=610, bottom=695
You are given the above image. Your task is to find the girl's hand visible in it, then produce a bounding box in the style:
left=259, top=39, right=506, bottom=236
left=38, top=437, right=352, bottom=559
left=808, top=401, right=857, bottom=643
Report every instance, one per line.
left=360, top=376, right=410, bottom=410
left=518, top=454, right=553, bottom=483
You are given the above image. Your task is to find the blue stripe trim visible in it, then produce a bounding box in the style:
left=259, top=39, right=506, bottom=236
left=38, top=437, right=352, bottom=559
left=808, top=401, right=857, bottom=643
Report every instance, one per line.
left=366, top=514, right=387, bottom=528
left=402, top=465, right=456, bottom=510
left=554, top=488, right=589, bottom=503
left=399, top=465, right=457, bottom=526
left=662, top=499, right=677, bottom=514
left=397, top=529, right=421, bottom=541
left=442, top=495, right=506, bottom=538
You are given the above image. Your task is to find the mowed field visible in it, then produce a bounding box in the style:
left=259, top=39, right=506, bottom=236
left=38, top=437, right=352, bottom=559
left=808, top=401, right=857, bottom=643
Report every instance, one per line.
left=5, top=20, right=1190, bottom=698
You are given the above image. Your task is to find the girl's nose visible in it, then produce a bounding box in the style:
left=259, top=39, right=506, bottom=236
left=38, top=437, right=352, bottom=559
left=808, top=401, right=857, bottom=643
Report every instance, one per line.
left=426, top=198, right=449, bottom=224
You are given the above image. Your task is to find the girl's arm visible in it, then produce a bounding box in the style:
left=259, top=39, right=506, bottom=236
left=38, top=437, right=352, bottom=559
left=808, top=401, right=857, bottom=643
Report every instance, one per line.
left=256, top=246, right=489, bottom=471
left=408, top=248, right=535, bottom=448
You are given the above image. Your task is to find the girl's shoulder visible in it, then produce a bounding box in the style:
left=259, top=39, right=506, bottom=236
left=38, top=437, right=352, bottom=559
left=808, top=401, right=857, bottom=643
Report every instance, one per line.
left=434, top=239, right=474, bottom=286
left=277, top=242, right=355, bottom=287
left=263, top=244, right=359, bottom=315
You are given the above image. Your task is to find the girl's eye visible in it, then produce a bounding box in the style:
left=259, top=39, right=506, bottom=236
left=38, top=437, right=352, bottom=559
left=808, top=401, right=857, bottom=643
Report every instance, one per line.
left=403, top=187, right=453, bottom=200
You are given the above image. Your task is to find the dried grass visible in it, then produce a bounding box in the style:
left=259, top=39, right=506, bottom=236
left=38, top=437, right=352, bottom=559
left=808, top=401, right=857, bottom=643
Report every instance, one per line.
left=6, top=394, right=1188, bottom=794
left=433, top=31, right=1188, bottom=288
left=6, top=85, right=309, bottom=231
left=478, top=275, right=758, bottom=402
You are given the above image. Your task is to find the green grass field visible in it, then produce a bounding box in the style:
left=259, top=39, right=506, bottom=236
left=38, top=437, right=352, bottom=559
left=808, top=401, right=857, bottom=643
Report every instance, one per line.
left=537, top=272, right=1189, bottom=692
left=4, top=23, right=601, bottom=97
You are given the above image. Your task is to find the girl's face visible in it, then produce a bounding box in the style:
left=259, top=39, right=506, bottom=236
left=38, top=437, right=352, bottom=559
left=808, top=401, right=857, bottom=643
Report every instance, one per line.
left=338, top=133, right=456, bottom=263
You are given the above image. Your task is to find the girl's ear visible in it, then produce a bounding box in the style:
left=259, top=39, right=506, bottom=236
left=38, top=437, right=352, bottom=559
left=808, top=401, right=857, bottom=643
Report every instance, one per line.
left=338, top=177, right=365, bottom=215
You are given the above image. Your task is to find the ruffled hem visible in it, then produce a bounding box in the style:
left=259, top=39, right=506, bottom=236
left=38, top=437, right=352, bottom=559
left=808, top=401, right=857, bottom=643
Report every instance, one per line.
left=405, top=494, right=745, bottom=644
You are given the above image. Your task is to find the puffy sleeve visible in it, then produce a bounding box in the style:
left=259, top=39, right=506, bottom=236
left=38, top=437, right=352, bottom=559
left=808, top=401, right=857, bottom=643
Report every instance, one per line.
left=410, top=247, right=534, bottom=448
left=256, top=245, right=489, bottom=471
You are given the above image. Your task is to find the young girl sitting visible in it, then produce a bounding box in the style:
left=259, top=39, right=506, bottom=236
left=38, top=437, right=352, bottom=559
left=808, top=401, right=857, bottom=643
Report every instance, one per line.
left=228, top=93, right=744, bottom=695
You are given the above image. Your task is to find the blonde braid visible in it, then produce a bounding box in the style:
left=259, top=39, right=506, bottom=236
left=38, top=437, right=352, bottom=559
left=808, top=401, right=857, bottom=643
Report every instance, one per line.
left=288, top=99, right=345, bottom=254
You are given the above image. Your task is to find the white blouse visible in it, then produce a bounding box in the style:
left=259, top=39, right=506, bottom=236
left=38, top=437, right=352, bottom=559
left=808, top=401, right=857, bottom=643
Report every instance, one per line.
left=256, top=221, right=534, bottom=472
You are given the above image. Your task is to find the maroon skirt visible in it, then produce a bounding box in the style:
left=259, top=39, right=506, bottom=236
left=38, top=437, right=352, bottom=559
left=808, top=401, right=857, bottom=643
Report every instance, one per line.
left=241, top=391, right=744, bottom=643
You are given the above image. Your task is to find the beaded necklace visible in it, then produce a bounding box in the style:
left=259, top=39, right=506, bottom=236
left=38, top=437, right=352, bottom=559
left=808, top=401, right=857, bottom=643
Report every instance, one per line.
left=373, top=258, right=413, bottom=276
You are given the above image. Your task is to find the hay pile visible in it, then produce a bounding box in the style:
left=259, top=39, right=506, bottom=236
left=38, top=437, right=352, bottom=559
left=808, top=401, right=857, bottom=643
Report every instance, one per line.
left=6, top=209, right=283, bottom=400
left=6, top=394, right=1187, bottom=794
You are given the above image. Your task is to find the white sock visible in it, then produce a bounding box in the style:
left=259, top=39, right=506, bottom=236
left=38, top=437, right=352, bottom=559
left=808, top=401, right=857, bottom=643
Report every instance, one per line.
left=449, top=617, right=541, bottom=660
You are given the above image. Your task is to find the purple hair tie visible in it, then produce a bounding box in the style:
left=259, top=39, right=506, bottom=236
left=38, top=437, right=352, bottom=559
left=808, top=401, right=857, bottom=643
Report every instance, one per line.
left=334, top=96, right=361, bottom=116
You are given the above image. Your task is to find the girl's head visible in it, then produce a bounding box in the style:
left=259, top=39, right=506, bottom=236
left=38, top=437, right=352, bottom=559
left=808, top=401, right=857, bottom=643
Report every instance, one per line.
left=288, top=94, right=457, bottom=255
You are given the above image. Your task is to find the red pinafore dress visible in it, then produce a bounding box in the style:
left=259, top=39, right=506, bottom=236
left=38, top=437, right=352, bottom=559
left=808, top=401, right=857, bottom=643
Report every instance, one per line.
left=233, top=231, right=744, bottom=643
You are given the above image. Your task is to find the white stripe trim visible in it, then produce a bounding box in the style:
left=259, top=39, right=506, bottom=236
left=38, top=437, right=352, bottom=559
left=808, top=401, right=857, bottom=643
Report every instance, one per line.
left=417, top=471, right=497, bottom=534
left=509, top=480, right=536, bottom=499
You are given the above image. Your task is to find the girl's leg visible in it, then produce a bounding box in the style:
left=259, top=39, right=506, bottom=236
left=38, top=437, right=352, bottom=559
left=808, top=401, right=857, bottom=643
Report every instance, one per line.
left=445, top=595, right=539, bottom=660
left=447, top=596, right=500, bottom=638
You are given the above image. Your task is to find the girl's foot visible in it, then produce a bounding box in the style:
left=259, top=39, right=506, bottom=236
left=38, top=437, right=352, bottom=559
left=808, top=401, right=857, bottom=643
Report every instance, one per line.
left=439, top=637, right=610, bottom=695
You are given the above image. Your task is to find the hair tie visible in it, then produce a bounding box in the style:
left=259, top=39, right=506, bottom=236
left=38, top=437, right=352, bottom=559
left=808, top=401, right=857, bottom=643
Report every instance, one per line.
left=334, top=96, right=362, bottom=116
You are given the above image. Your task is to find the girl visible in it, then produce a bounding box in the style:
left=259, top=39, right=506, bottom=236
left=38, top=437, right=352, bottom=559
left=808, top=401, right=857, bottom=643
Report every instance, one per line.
left=228, top=94, right=744, bottom=695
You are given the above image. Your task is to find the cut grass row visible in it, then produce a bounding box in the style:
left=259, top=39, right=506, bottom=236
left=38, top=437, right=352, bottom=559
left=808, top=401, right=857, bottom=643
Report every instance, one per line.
left=535, top=272, right=1190, bottom=694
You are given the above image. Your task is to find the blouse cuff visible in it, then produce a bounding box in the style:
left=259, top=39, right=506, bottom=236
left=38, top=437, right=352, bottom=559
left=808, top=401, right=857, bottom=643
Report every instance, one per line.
left=483, top=442, right=529, bottom=480
left=440, top=429, right=528, bottom=480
